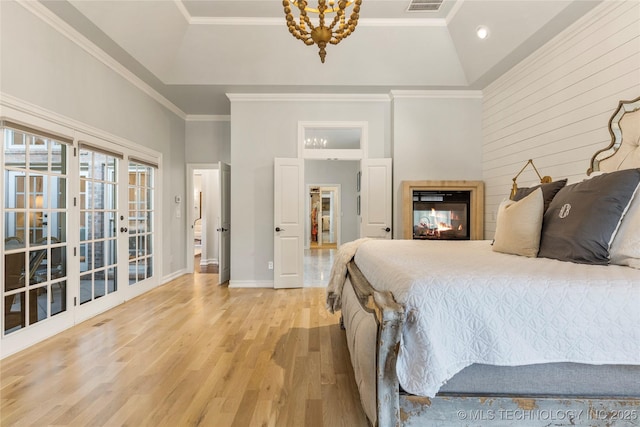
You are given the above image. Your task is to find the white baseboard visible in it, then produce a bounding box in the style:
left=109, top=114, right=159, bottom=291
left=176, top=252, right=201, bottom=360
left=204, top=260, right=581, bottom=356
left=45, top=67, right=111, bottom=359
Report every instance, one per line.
left=229, top=280, right=274, bottom=288
left=200, top=258, right=219, bottom=267
left=162, top=268, right=187, bottom=284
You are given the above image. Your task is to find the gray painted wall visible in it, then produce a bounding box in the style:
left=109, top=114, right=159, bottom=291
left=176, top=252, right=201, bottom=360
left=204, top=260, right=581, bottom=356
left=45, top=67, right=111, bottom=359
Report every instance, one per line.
left=229, top=98, right=390, bottom=285
left=1, top=1, right=187, bottom=276
left=392, top=95, right=484, bottom=238
left=185, top=120, right=231, bottom=164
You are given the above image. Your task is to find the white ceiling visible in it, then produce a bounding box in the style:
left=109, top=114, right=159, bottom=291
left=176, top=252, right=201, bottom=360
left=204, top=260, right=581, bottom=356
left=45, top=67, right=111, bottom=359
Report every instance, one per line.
left=40, top=0, right=601, bottom=115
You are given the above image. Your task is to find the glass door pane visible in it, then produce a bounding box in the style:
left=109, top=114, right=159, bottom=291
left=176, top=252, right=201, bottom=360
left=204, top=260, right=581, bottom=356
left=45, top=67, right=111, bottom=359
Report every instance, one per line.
left=127, top=162, right=154, bottom=285
left=3, top=127, right=68, bottom=335
left=78, top=149, right=118, bottom=305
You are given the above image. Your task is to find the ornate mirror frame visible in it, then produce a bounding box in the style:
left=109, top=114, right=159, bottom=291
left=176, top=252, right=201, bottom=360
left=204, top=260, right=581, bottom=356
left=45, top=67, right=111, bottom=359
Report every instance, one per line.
left=588, top=95, right=640, bottom=175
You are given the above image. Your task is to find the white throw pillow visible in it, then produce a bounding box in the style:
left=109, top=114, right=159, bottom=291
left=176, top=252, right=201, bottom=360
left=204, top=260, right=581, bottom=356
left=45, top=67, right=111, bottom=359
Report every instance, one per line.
left=609, top=191, right=640, bottom=269
left=493, top=188, right=544, bottom=257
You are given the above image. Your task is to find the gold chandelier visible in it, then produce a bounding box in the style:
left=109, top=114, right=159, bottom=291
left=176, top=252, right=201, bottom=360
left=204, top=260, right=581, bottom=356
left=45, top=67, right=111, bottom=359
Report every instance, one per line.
left=283, top=0, right=362, bottom=63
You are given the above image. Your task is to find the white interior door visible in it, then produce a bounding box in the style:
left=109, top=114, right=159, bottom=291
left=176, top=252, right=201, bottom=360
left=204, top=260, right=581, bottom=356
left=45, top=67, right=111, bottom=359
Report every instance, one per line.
left=218, top=162, right=230, bottom=284
left=360, top=158, right=392, bottom=239
left=274, top=158, right=304, bottom=289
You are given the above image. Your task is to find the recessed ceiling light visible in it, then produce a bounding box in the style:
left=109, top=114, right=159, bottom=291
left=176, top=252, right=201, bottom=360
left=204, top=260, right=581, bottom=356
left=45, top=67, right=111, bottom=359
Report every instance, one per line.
left=476, top=25, right=489, bottom=40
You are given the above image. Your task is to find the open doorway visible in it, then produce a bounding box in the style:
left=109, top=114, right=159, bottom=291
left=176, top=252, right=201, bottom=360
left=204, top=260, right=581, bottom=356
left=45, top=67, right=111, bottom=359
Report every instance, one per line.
left=193, top=173, right=203, bottom=258
left=188, top=166, right=220, bottom=275
left=303, top=159, right=360, bottom=286
left=309, top=186, right=339, bottom=249
left=305, top=184, right=339, bottom=287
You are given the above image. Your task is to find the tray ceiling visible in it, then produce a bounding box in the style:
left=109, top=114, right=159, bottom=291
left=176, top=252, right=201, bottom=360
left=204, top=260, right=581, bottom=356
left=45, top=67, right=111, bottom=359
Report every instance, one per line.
left=38, top=0, right=601, bottom=115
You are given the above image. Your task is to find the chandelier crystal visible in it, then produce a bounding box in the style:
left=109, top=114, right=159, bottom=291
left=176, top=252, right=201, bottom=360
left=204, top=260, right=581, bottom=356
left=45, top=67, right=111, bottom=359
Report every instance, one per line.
left=305, top=137, right=328, bottom=148
left=283, top=0, right=362, bottom=63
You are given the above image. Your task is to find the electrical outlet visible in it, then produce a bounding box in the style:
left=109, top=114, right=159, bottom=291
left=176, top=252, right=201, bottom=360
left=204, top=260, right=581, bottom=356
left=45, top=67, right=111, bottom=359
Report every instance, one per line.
left=268, top=261, right=274, bottom=270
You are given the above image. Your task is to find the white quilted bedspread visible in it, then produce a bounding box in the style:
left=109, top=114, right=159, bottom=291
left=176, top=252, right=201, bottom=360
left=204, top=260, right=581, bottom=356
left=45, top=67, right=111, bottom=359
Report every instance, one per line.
left=353, top=239, right=640, bottom=398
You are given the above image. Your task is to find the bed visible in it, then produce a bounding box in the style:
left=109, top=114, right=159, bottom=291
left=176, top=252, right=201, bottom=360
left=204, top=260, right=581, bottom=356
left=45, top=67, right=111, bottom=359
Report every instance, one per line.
left=327, top=96, right=640, bottom=427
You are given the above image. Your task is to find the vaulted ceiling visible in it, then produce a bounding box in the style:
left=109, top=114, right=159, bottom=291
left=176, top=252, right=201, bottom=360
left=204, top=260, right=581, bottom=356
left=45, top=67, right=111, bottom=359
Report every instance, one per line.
left=41, top=0, right=601, bottom=115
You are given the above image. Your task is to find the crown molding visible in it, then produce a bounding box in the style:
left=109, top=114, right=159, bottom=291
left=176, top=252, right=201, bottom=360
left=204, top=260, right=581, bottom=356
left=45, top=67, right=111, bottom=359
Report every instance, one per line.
left=186, top=115, right=231, bottom=122
left=359, top=18, right=447, bottom=27
left=445, top=0, right=465, bottom=25
left=18, top=0, right=186, bottom=120
left=173, top=0, right=192, bottom=22
left=174, top=0, right=447, bottom=28
left=390, top=90, right=483, bottom=99
left=189, top=16, right=447, bottom=27
left=226, top=93, right=391, bottom=103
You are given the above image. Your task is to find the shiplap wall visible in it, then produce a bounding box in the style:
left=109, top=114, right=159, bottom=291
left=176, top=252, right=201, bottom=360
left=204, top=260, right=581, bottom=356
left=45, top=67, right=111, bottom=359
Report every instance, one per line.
left=482, top=0, right=640, bottom=238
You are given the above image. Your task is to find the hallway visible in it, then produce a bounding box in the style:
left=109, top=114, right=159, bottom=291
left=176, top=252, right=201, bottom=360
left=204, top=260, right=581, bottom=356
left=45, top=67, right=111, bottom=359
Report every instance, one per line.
left=304, top=248, right=336, bottom=287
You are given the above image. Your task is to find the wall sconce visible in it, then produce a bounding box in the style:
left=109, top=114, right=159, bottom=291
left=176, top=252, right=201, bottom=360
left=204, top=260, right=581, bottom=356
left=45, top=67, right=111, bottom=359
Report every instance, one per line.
left=511, top=159, right=552, bottom=199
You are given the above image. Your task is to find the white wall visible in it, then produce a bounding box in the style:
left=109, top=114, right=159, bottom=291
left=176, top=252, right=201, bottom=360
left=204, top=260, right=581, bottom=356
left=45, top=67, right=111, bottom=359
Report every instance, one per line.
left=482, top=0, right=640, bottom=238
left=0, top=1, right=187, bottom=276
left=228, top=96, right=390, bottom=286
left=391, top=93, right=484, bottom=238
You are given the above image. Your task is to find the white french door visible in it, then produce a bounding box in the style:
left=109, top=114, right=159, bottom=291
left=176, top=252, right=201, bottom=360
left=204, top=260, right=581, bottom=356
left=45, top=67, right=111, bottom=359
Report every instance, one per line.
left=2, top=122, right=74, bottom=352
left=75, top=138, right=158, bottom=321
left=124, top=159, right=157, bottom=299
left=1, top=119, right=159, bottom=357
left=75, top=143, right=121, bottom=321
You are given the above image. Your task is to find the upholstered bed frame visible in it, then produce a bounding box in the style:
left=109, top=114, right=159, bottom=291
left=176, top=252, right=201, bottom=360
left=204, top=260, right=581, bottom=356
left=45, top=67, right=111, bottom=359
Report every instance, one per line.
left=339, top=97, right=640, bottom=427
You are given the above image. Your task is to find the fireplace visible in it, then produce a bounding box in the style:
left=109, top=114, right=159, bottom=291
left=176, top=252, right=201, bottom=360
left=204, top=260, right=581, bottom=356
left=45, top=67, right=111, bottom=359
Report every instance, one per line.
left=412, top=191, right=470, bottom=240
left=402, top=180, right=484, bottom=240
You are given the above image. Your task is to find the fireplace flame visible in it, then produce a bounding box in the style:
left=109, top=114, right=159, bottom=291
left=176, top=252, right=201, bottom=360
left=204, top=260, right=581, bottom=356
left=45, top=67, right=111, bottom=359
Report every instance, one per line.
left=437, top=222, right=452, bottom=232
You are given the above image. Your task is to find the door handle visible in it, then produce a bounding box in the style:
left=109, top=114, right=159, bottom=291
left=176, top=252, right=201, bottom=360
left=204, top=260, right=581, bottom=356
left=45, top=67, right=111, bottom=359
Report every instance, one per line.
left=382, top=227, right=391, bottom=232
left=120, top=227, right=128, bottom=233
left=275, top=227, right=285, bottom=232
left=216, top=227, right=228, bottom=232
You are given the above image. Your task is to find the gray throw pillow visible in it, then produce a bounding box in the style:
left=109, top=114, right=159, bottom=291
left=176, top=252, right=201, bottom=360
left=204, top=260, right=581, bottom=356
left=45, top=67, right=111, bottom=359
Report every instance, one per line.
left=538, top=169, right=640, bottom=265
left=512, top=179, right=567, bottom=212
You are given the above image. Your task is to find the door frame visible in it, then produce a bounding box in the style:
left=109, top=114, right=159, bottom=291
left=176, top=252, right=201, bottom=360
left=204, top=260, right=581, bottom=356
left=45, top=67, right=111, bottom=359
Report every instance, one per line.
left=283, top=121, right=370, bottom=287
left=186, top=163, right=219, bottom=274
left=305, top=184, right=341, bottom=249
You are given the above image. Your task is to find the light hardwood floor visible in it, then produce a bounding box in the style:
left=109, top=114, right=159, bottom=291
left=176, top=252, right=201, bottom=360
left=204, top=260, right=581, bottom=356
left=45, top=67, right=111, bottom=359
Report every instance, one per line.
left=0, top=271, right=369, bottom=427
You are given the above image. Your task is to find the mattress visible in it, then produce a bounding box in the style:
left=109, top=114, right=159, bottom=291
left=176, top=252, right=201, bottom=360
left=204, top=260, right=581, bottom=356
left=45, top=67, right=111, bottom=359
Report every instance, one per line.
left=340, top=274, right=640, bottom=425
left=353, top=239, right=640, bottom=398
